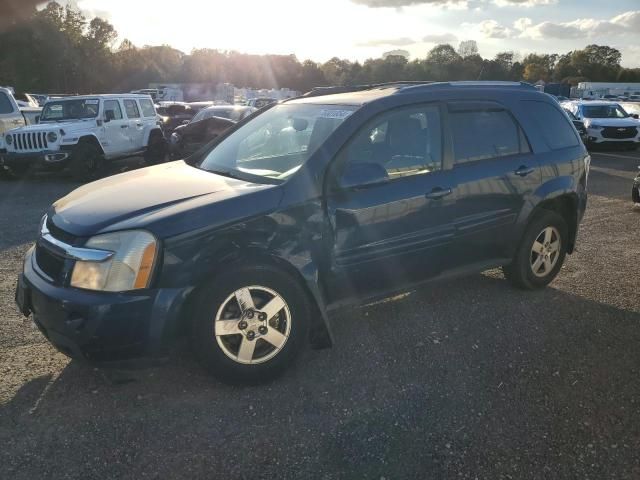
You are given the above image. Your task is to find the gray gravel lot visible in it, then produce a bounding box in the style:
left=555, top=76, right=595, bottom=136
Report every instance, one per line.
left=1, top=152, right=639, bottom=479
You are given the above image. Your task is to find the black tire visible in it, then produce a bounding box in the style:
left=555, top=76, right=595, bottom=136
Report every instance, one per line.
left=69, top=141, right=104, bottom=182
left=144, top=131, right=167, bottom=165
left=502, top=209, right=568, bottom=290
left=632, top=185, right=640, bottom=204
left=191, top=264, right=311, bottom=384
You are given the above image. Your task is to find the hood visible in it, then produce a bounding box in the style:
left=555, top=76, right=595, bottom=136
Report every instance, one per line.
left=584, top=117, right=639, bottom=128
left=50, top=160, right=280, bottom=237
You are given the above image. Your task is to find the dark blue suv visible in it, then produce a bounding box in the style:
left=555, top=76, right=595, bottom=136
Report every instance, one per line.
left=15, top=82, right=589, bottom=383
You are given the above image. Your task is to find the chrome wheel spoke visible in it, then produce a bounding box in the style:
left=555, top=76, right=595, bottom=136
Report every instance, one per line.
left=237, top=337, right=256, bottom=363
left=261, top=328, right=287, bottom=349
left=532, top=241, right=544, bottom=254
left=215, top=319, right=241, bottom=336
left=549, top=240, right=560, bottom=253
left=235, top=288, right=255, bottom=312
left=261, top=295, right=286, bottom=321
left=532, top=256, right=544, bottom=273
left=543, top=227, right=553, bottom=244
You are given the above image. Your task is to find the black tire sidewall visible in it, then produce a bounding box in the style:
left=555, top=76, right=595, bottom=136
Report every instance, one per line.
left=191, top=264, right=311, bottom=383
left=70, top=142, right=102, bottom=181
left=509, top=210, right=568, bottom=289
left=144, top=132, right=167, bottom=165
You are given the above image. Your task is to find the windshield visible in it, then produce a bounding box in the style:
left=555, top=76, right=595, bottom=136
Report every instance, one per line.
left=583, top=105, right=628, bottom=119
left=41, top=99, right=99, bottom=121
left=622, top=103, right=640, bottom=115
left=198, top=103, right=356, bottom=182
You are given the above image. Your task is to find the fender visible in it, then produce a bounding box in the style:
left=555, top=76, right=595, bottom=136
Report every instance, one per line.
left=75, top=134, right=105, bottom=154
left=143, top=126, right=163, bottom=146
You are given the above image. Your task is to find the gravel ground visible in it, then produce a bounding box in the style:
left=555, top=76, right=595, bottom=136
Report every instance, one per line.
left=1, top=152, right=639, bottom=479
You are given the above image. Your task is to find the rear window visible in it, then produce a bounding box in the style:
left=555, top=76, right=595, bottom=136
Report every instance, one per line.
left=0, top=92, right=13, bottom=114
left=139, top=99, right=156, bottom=117
left=449, top=107, right=529, bottom=164
left=124, top=99, right=140, bottom=119
left=524, top=101, right=579, bottom=150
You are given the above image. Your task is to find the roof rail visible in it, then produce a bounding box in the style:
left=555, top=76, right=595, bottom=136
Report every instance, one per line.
left=398, top=81, right=537, bottom=93
left=301, top=81, right=436, bottom=98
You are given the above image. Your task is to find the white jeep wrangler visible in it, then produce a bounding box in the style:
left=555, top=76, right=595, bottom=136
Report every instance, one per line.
left=1, top=94, right=166, bottom=180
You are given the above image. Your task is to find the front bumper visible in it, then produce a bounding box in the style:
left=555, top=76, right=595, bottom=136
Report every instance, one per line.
left=16, top=247, right=190, bottom=362
left=586, top=128, right=640, bottom=144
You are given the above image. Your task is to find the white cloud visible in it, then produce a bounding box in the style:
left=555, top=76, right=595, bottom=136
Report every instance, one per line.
left=422, top=32, right=458, bottom=43
left=513, top=17, right=533, bottom=31
left=494, top=0, right=556, bottom=6
left=357, top=37, right=416, bottom=46
left=519, top=11, right=640, bottom=40
left=479, top=19, right=512, bottom=38
left=351, top=0, right=468, bottom=6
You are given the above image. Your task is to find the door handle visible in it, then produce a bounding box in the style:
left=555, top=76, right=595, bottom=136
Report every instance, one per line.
left=136, top=123, right=143, bottom=127
left=514, top=165, right=535, bottom=177
left=425, top=187, right=452, bottom=199
left=120, top=125, right=128, bottom=128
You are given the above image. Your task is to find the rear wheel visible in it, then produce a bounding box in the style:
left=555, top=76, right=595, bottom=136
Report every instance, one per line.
left=144, top=131, right=167, bottom=165
left=191, top=264, right=311, bottom=384
left=69, top=141, right=104, bottom=182
left=503, top=210, right=568, bottom=290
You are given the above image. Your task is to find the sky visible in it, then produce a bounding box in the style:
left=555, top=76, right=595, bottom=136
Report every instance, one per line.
left=60, top=0, right=640, bottom=67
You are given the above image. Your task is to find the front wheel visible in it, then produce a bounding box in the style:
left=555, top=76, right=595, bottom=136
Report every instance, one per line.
left=502, top=210, right=568, bottom=290
left=69, top=142, right=104, bottom=182
left=144, top=132, right=167, bottom=165
left=191, top=264, right=311, bottom=384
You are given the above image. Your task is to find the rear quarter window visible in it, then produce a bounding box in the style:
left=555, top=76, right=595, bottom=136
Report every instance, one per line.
left=0, top=92, right=14, bottom=114
left=139, top=99, right=156, bottom=117
left=522, top=101, right=579, bottom=150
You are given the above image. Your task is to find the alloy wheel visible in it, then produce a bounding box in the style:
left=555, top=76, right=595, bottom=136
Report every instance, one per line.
left=214, top=285, right=291, bottom=365
left=530, top=226, right=561, bottom=278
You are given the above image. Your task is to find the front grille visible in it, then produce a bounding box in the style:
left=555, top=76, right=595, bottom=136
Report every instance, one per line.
left=10, top=132, right=49, bottom=152
left=601, top=126, right=638, bottom=139
left=35, top=244, right=66, bottom=282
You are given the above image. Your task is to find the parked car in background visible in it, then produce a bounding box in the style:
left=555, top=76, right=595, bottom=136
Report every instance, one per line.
left=2, top=94, right=166, bottom=179
left=169, top=105, right=255, bottom=158
left=169, top=115, right=235, bottom=159
left=561, top=100, right=640, bottom=149
left=0, top=86, right=41, bottom=166
left=247, top=97, right=277, bottom=109
left=27, top=94, right=50, bottom=106
left=629, top=95, right=640, bottom=102
left=15, top=82, right=589, bottom=383
left=156, top=102, right=195, bottom=136
left=563, top=108, right=588, bottom=143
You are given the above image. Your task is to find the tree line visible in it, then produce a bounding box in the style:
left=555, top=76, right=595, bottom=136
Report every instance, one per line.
left=1, top=2, right=640, bottom=95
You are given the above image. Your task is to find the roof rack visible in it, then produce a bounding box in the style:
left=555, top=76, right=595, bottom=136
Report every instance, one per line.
left=301, top=80, right=536, bottom=98
left=301, top=81, right=436, bottom=98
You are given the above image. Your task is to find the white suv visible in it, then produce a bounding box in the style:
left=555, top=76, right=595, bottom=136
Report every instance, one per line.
left=1, top=94, right=166, bottom=180
left=561, top=100, right=640, bottom=149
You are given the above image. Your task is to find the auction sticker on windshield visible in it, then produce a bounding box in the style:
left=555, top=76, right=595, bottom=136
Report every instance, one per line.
left=319, top=109, right=353, bottom=119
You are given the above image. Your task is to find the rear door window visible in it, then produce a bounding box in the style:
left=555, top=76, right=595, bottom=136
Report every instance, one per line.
left=139, top=99, right=156, bottom=117
left=0, top=92, right=14, bottom=114
left=123, top=99, right=140, bottom=119
left=103, top=100, right=123, bottom=120
left=523, top=101, right=579, bottom=150
left=449, top=106, right=528, bottom=165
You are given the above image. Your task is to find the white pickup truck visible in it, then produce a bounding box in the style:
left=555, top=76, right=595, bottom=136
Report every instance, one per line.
left=1, top=93, right=166, bottom=180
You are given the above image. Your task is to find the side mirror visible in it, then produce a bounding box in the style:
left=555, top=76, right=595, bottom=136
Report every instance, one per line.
left=632, top=114, right=639, bottom=119
left=104, top=110, right=115, bottom=122
left=339, top=162, right=389, bottom=189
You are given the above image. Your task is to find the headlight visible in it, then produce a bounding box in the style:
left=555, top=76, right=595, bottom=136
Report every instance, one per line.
left=5, top=134, right=12, bottom=145
left=47, top=131, right=58, bottom=142
left=70, top=230, right=158, bottom=292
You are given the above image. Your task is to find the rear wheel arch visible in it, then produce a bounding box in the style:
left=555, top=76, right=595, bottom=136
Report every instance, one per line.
left=531, top=194, right=579, bottom=253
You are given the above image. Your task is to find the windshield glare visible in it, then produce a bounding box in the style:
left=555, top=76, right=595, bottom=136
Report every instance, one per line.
left=583, top=105, right=628, bottom=119
left=198, top=104, right=356, bottom=182
left=41, top=99, right=100, bottom=121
